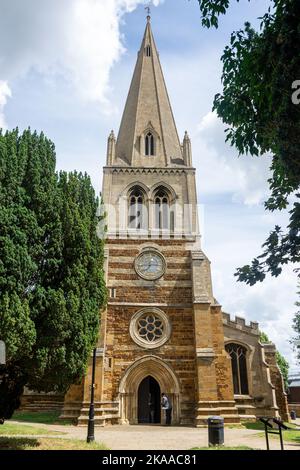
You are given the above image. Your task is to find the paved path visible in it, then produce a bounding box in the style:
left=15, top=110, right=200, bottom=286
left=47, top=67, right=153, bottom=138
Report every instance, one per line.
left=7, top=421, right=300, bottom=451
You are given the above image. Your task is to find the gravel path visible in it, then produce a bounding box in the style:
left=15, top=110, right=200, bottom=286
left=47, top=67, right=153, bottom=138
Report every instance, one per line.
left=7, top=420, right=300, bottom=451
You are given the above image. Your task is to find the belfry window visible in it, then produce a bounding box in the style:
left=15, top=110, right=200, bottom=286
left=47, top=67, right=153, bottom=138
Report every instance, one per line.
left=145, top=45, right=151, bottom=57
left=128, top=187, right=146, bottom=230
left=225, top=343, right=249, bottom=395
left=154, top=187, right=174, bottom=231
left=145, top=132, right=155, bottom=156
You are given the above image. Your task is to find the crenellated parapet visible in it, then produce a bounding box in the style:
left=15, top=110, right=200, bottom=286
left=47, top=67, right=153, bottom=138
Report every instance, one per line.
left=222, top=312, right=259, bottom=335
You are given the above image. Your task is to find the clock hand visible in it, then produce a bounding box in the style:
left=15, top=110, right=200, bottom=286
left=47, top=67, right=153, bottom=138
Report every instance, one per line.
left=145, top=260, right=158, bottom=272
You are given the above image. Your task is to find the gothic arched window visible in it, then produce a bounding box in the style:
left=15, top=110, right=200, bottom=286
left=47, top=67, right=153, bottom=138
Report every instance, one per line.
left=225, top=343, right=249, bottom=395
left=145, top=132, right=155, bottom=156
left=154, top=187, right=174, bottom=231
left=128, top=187, right=146, bottom=230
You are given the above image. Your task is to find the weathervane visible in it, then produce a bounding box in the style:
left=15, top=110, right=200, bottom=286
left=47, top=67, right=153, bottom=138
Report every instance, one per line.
left=145, top=2, right=151, bottom=19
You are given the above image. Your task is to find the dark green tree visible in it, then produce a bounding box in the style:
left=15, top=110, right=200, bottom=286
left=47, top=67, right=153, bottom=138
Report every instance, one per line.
left=196, top=0, right=300, bottom=285
left=260, top=331, right=289, bottom=389
left=0, top=129, right=106, bottom=420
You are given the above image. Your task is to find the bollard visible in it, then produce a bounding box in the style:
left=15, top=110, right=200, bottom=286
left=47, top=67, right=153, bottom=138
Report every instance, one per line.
left=290, top=410, right=297, bottom=420
left=208, top=416, right=224, bottom=447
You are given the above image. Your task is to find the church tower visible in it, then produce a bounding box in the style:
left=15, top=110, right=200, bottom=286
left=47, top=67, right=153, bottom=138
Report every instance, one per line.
left=97, top=15, right=238, bottom=425
left=60, top=15, right=288, bottom=427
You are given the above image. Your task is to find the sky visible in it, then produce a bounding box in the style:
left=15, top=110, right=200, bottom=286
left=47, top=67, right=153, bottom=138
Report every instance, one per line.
left=0, top=0, right=298, bottom=370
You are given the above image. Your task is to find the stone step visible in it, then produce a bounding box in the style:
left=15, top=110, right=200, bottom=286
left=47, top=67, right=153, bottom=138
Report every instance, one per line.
left=20, top=395, right=64, bottom=412
left=78, top=409, right=119, bottom=417
left=20, top=404, right=63, bottom=411
left=196, top=415, right=241, bottom=426
left=80, top=401, right=118, bottom=406
left=196, top=406, right=238, bottom=411
left=22, top=398, right=63, bottom=401
left=197, top=401, right=236, bottom=406
left=236, top=404, right=256, bottom=408
left=196, top=407, right=239, bottom=416
left=80, top=405, right=119, bottom=409
left=77, top=415, right=120, bottom=426
left=239, top=415, right=257, bottom=421
left=21, top=403, right=63, bottom=407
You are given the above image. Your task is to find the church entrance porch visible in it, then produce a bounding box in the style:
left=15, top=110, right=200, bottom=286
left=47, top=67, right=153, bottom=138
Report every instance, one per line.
left=138, top=376, right=161, bottom=424
left=119, top=356, right=180, bottom=425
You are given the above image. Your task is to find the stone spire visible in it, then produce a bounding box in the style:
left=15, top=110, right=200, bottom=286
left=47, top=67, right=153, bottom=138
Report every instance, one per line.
left=115, top=18, right=183, bottom=167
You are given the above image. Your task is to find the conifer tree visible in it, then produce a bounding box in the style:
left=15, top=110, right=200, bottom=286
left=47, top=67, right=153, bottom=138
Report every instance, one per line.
left=0, top=129, right=106, bottom=420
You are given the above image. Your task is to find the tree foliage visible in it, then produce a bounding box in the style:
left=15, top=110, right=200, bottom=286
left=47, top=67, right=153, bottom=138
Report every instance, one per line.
left=291, top=283, right=300, bottom=364
left=0, top=129, right=106, bottom=419
left=260, top=331, right=289, bottom=389
left=198, top=0, right=238, bottom=28
left=197, top=0, right=300, bottom=285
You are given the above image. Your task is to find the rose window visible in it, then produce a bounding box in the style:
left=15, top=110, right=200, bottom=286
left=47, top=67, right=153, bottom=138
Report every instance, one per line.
left=129, top=308, right=171, bottom=349
left=137, top=314, right=164, bottom=343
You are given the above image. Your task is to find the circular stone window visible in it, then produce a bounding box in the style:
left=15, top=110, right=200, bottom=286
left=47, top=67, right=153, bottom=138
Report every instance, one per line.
left=129, top=308, right=171, bottom=349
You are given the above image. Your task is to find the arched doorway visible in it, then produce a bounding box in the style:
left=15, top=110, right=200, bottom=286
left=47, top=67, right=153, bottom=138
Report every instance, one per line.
left=138, top=376, right=161, bottom=424
left=119, top=355, right=180, bottom=425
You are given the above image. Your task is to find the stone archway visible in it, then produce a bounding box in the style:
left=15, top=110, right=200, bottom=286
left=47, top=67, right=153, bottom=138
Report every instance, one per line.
left=119, top=355, right=180, bottom=425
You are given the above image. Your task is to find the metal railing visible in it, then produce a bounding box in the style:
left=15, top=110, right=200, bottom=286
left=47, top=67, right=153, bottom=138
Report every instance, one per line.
left=259, top=417, right=300, bottom=450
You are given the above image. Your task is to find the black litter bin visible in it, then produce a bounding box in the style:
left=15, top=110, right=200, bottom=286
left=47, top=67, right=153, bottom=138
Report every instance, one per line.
left=290, top=410, right=297, bottom=420
left=208, top=416, right=224, bottom=447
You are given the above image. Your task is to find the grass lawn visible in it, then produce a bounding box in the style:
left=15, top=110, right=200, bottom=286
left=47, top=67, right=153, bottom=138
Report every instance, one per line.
left=0, top=436, right=108, bottom=450
left=12, top=410, right=72, bottom=425
left=280, top=428, right=300, bottom=444
left=191, top=446, right=254, bottom=450
left=243, top=421, right=300, bottom=444
left=0, top=422, right=63, bottom=436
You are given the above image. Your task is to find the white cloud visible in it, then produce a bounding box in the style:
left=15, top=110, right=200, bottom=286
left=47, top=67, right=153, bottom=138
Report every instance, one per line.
left=196, top=111, right=272, bottom=205
left=163, top=54, right=297, bottom=365
left=197, top=111, right=217, bottom=133
left=0, top=0, right=162, bottom=109
left=203, top=203, right=298, bottom=365
left=162, top=52, right=272, bottom=206
left=218, top=265, right=297, bottom=365
left=0, top=81, right=12, bottom=130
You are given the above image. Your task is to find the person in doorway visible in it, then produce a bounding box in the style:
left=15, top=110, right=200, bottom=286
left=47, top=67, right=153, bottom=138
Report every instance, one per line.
left=161, top=392, right=172, bottom=425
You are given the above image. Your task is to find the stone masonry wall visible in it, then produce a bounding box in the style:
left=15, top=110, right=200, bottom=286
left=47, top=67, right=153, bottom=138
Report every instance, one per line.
left=103, top=239, right=197, bottom=413
left=264, top=345, right=290, bottom=422
left=211, top=307, right=234, bottom=401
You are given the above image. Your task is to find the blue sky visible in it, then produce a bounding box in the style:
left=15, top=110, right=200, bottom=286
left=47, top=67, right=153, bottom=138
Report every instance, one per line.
left=0, top=0, right=298, bottom=369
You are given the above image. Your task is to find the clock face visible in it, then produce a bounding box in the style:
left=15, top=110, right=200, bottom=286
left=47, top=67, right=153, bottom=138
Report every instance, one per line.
left=135, top=251, right=166, bottom=280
